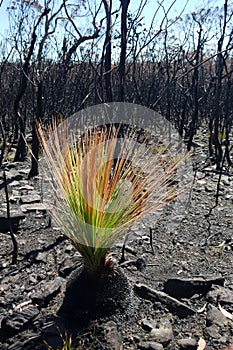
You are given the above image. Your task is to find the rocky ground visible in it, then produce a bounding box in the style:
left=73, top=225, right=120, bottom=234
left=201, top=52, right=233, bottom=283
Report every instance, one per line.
left=0, top=147, right=232, bottom=350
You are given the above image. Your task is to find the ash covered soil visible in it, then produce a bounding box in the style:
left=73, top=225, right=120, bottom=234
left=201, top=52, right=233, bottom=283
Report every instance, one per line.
left=0, top=154, right=232, bottom=350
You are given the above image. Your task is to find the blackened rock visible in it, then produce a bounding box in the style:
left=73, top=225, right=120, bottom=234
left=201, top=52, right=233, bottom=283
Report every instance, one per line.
left=150, top=320, right=173, bottom=344
left=25, top=250, right=47, bottom=263
left=164, top=276, right=224, bottom=299
left=20, top=203, right=50, bottom=213
left=4, top=170, right=23, bottom=181
left=1, top=306, right=39, bottom=337
left=207, top=286, right=233, bottom=304
left=141, top=319, right=157, bottom=331
left=139, top=342, right=164, bottom=350
left=206, top=304, right=228, bottom=327
left=205, top=324, right=221, bottom=339
left=31, top=277, right=65, bottom=307
left=19, top=194, right=41, bottom=204
left=177, top=338, right=197, bottom=349
left=35, top=252, right=47, bottom=263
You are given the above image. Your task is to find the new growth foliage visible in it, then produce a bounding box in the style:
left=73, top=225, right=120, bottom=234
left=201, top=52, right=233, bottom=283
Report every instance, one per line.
left=38, top=119, right=188, bottom=273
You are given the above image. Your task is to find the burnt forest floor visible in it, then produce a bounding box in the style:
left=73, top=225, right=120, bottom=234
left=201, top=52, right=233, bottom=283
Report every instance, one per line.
left=0, top=141, right=233, bottom=350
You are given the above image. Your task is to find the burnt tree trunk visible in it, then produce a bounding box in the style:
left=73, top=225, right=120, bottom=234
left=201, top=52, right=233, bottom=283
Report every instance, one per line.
left=187, top=16, right=202, bottom=151
left=103, top=0, right=113, bottom=102
left=3, top=171, right=18, bottom=265
left=212, top=0, right=228, bottom=170
left=28, top=81, right=43, bottom=178
left=118, top=0, right=130, bottom=101
left=0, top=119, right=6, bottom=166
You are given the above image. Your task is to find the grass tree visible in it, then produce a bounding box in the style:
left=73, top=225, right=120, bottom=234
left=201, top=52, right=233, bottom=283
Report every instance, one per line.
left=38, top=119, right=188, bottom=276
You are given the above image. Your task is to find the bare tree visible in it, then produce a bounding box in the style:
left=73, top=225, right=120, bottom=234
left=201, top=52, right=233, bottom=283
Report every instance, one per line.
left=186, top=13, right=203, bottom=151
left=13, top=6, right=50, bottom=162
left=212, top=0, right=231, bottom=169
left=57, top=0, right=101, bottom=106
left=29, top=1, right=64, bottom=178
left=118, top=0, right=130, bottom=101
left=102, top=0, right=113, bottom=102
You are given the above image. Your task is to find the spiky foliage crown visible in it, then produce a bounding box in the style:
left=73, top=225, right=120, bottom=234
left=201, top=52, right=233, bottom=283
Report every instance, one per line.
left=38, top=120, right=187, bottom=272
